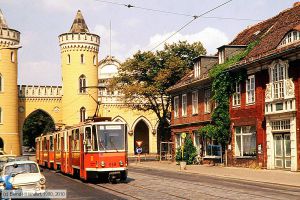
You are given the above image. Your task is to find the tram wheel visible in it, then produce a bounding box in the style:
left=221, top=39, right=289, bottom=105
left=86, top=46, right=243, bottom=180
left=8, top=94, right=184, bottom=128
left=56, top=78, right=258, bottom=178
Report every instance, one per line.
left=120, top=170, right=128, bottom=181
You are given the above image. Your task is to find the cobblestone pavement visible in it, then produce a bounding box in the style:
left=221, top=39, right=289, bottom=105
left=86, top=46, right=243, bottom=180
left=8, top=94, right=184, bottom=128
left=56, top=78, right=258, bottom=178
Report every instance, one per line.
left=94, top=167, right=300, bottom=200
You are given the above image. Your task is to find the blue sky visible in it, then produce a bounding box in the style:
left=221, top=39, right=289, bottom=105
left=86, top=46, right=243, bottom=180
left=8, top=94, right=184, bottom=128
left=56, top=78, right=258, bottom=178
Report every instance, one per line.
left=1, top=0, right=297, bottom=85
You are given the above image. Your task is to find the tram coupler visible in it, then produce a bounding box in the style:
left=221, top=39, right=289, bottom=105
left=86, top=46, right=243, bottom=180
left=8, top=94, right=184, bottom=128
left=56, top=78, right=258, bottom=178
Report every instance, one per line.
left=108, top=171, right=120, bottom=183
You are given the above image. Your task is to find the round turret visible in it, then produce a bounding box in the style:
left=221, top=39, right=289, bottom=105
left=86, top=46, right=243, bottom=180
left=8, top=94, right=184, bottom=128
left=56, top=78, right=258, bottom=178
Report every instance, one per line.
left=0, top=9, right=21, bottom=155
left=59, top=10, right=100, bottom=126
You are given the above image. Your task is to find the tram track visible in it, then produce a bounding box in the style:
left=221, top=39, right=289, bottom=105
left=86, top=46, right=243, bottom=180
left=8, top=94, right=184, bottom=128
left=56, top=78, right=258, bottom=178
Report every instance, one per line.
left=128, top=169, right=300, bottom=200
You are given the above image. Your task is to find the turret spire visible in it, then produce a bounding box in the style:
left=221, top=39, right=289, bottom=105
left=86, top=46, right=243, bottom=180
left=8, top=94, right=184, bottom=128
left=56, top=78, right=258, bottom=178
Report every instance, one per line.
left=0, top=9, right=8, bottom=28
left=69, top=10, right=89, bottom=33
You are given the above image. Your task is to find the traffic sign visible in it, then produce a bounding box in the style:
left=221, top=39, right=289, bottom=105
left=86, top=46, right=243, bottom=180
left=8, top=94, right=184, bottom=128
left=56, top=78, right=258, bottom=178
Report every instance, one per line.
left=136, top=147, right=142, bottom=154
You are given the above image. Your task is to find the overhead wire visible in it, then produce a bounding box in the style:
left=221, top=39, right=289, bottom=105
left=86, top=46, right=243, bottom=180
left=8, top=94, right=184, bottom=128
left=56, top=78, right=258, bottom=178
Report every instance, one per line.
left=94, top=0, right=262, bottom=21
left=149, top=0, right=234, bottom=51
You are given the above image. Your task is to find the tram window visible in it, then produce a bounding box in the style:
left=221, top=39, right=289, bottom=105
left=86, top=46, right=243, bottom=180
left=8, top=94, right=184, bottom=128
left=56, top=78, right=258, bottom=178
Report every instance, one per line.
left=72, top=130, right=76, bottom=151
left=85, top=127, right=92, bottom=151
left=49, top=136, right=54, bottom=151
left=56, top=135, right=60, bottom=151
left=43, top=138, right=47, bottom=150
left=75, top=129, right=79, bottom=151
left=92, top=125, right=98, bottom=151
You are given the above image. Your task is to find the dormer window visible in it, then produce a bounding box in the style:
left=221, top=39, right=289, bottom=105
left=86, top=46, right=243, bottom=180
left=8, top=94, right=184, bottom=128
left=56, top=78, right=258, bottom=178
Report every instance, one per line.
left=278, top=31, right=300, bottom=47
left=194, top=61, right=200, bottom=78
left=218, top=50, right=224, bottom=64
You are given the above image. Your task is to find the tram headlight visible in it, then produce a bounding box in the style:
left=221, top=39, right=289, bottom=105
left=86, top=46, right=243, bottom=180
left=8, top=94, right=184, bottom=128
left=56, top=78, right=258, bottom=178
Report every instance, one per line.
left=119, top=161, right=123, bottom=166
left=101, top=161, right=105, bottom=167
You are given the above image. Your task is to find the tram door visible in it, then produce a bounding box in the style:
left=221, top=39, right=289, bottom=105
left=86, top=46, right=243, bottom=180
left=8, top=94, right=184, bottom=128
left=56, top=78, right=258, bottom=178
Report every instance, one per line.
left=68, top=135, right=72, bottom=174
left=274, top=133, right=291, bottom=169
left=61, top=136, right=65, bottom=173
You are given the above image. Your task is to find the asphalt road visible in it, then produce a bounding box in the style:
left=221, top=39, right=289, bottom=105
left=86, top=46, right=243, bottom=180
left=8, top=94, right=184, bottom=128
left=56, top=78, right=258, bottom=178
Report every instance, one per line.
left=42, top=166, right=300, bottom=200
left=43, top=169, right=125, bottom=200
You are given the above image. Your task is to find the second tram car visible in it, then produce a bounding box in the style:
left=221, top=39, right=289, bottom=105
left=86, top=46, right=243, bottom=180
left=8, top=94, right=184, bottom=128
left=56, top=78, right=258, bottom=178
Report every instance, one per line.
left=35, top=121, right=128, bottom=181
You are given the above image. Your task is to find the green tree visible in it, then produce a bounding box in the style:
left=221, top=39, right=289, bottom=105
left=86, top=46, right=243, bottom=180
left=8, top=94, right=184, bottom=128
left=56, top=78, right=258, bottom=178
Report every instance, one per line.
left=175, top=136, right=197, bottom=164
left=110, top=41, right=206, bottom=142
left=23, top=110, right=55, bottom=147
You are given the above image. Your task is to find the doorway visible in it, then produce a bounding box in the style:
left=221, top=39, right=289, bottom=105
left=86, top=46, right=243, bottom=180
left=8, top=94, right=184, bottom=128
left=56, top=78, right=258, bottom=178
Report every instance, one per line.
left=274, top=133, right=291, bottom=169
left=134, top=120, right=149, bottom=154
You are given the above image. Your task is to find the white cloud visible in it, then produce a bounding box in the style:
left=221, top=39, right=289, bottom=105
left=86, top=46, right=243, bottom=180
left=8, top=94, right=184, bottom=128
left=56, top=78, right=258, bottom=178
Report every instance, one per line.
left=18, top=61, right=61, bottom=86
left=145, top=27, right=229, bottom=55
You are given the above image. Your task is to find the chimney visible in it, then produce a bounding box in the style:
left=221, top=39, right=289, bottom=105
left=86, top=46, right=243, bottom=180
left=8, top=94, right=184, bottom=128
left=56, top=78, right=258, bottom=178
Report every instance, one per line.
left=293, top=2, right=300, bottom=7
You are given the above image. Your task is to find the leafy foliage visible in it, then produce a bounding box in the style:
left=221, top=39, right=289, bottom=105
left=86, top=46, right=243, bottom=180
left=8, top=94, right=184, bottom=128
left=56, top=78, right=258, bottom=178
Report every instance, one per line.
left=110, top=41, right=206, bottom=141
left=199, top=41, right=259, bottom=146
left=175, top=136, right=197, bottom=165
left=23, top=110, right=55, bottom=147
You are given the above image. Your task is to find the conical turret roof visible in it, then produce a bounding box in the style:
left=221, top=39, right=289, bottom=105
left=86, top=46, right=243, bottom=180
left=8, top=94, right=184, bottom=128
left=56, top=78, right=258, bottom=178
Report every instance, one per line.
left=69, top=10, right=89, bottom=33
left=0, top=9, right=8, bottom=28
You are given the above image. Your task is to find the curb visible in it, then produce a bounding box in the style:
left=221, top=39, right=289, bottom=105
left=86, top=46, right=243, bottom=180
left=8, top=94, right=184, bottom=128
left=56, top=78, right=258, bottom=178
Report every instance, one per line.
left=129, top=164, right=300, bottom=188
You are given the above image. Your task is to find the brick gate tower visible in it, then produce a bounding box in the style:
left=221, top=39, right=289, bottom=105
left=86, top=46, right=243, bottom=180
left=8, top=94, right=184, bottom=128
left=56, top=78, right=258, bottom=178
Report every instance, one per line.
left=59, top=10, right=100, bottom=126
left=0, top=9, right=21, bottom=155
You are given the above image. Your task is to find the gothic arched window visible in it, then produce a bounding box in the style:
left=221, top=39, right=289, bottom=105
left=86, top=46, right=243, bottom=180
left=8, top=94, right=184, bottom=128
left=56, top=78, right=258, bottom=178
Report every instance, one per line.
left=79, top=75, right=86, bottom=93
left=80, top=107, right=86, bottom=122
left=0, top=74, right=3, bottom=92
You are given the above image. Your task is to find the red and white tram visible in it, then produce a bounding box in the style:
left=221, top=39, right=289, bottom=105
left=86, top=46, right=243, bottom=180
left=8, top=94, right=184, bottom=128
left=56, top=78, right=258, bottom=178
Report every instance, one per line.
left=35, top=121, right=128, bottom=181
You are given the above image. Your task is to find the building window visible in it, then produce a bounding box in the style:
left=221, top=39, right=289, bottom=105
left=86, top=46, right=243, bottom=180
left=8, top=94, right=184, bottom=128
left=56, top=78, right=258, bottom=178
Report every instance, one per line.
left=182, top=94, right=187, bottom=117
left=0, top=74, right=3, bottom=92
left=11, top=51, right=14, bottom=63
left=175, top=133, right=185, bottom=148
left=272, top=63, right=286, bottom=99
left=80, top=107, right=86, bottom=122
left=93, top=55, right=97, bottom=66
left=67, top=54, right=71, bottom=64
left=0, top=107, right=2, bottom=124
left=271, top=120, right=290, bottom=131
left=194, top=61, right=200, bottom=78
left=218, top=50, right=225, bottom=64
left=204, top=89, right=211, bottom=113
left=79, top=75, right=86, bottom=93
left=232, top=83, right=241, bottom=107
left=279, top=31, right=300, bottom=47
left=192, top=91, right=198, bottom=114
left=235, top=126, right=256, bottom=157
left=204, top=137, right=221, bottom=157
left=246, top=75, right=255, bottom=104
left=80, top=54, right=85, bottom=64
left=174, top=96, right=179, bottom=118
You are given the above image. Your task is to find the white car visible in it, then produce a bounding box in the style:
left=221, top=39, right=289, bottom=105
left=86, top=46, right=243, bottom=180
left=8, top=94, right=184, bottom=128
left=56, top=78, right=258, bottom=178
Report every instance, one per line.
left=0, top=161, right=46, bottom=191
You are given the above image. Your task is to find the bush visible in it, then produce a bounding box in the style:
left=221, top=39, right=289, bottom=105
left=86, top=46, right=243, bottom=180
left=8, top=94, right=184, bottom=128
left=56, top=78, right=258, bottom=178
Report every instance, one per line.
left=175, top=136, right=197, bottom=165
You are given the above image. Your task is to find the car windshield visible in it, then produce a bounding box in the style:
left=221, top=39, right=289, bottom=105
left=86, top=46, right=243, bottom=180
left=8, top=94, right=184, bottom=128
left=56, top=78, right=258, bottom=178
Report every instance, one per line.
left=97, top=124, right=125, bottom=151
left=4, top=163, right=39, bottom=175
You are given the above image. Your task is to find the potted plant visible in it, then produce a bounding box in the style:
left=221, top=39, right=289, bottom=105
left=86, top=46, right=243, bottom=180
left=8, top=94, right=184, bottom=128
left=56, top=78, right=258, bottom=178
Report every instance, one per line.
left=175, top=136, right=197, bottom=170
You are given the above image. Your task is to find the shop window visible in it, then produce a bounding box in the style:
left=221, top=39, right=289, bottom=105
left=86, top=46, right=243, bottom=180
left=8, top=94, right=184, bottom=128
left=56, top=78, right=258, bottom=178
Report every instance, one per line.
left=204, top=137, right=221, bottom=157
left=235, top=126, right=256, bottom=157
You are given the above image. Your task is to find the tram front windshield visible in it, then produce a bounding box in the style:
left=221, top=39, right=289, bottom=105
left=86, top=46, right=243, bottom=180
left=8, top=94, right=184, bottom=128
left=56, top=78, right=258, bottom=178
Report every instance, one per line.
left=97, top=124, right=125, bottom=151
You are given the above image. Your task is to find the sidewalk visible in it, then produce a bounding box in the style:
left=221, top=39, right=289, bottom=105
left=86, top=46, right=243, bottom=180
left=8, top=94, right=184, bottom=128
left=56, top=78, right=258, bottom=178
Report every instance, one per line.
left=129, top=161, right=300, bottom=187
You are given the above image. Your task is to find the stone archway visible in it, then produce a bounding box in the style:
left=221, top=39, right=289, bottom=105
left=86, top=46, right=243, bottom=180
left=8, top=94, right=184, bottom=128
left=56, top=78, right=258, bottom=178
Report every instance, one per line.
left=22, top=109, right=55, bottom=148
left=134, top=120, right=149, bottom=154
